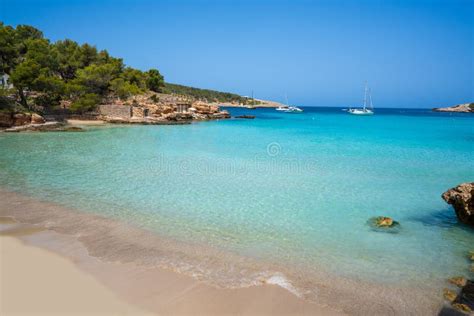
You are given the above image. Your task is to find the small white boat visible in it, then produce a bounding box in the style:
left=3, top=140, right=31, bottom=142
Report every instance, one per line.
left=348, top=82, right=374, bottom=115
left=348, top=108, right=373, bottom=115
left=278, top=94, right=303, bottom=113
left=283, top=106, right=303, bottom=113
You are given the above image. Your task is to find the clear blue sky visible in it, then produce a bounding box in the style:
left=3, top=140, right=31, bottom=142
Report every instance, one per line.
left=1, top=0, right=472, bottom=108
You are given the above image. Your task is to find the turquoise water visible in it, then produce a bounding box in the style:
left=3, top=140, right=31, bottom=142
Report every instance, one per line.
left=1, top=107, right=473, bottom=304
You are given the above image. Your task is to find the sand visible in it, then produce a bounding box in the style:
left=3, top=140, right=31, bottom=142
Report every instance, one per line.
left=0, top=219, right=343, bottom=315
left=0, top=236, right=152, bottom=316
left=66, top=119, right=106, bottom=125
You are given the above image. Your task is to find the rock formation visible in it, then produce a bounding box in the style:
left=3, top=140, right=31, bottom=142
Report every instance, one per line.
left=442, top=183, right=474, bottom=227
left=31, top=113, right=46, bottom=124
left=13, top=113, right=32, bottom=126
left=0, top=112, right=47, bottom=128
left=433, top=103, right=474, bottom=113
left=98, top=93, right=230, bottom=124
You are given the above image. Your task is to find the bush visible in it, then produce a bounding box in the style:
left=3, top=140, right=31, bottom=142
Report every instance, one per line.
left=70, top=93, right=100, bottom=113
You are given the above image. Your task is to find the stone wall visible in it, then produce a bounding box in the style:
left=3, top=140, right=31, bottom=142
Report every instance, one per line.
left=99, top=104, right=132, bottom=118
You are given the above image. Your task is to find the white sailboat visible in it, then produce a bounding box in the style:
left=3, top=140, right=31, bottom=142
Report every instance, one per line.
left=278, top=94, right=303, bottom=113
left=276, top=105, right=289, bottom=111
left=348, top=82, right=374, bottom=115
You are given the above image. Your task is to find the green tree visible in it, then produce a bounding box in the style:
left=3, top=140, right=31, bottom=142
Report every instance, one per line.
left=79, top=43, right=98, bottom=68
left=24, top=38, right=58, bottom=70
left=9, top=60, right=41, bottom=108
left=110, top=78, right=140, bottom=100
left=15, top=25, right=43, bottom=41
left=53, top=39, right=83, bottom=81
left=0, top=23, right=18, bottom=75
left=69, top=93, right=100, bottom=113
left=122, top=67, right=146, bottom=90
left=15, top=24, right=43, bottom=55
left=146, top=69, right=164, bottom=92
left=73, top=63, right=118, bottom=95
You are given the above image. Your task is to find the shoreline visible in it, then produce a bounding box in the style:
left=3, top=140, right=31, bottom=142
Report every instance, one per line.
left=0, top=189, right=344, bottom=316
left=0, top=188, right=447, bottom=315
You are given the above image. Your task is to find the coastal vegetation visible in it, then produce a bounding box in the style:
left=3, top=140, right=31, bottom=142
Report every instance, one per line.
left=162, top=83, right=258, bottom=105
left=0, top=23, right=164, bottom=113
left=0, top=22, right=253, bottom=116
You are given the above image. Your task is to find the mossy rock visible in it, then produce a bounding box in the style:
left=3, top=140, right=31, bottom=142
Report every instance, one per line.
left=449, top=276, right=468, bottom=288
left=452, top=279, right=474, bottom=312
left=444, top=288, right=457, bottom=302
left=367, top=216, right=401, bottom=233
left=452, top=303, right=472, bottom=313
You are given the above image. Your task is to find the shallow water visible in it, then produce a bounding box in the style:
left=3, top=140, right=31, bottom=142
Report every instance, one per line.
left=0, top=107, right=473, bottom=312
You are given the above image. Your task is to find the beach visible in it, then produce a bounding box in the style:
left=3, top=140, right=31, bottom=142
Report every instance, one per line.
left=0, top=236, right=152, bottom=316
left=1, top=107, right=473, bottom=315
left=0, top=191, right=342, bottom=316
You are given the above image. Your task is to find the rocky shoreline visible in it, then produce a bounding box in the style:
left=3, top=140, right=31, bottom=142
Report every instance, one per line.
left=0, top=92, right=233, bottom=132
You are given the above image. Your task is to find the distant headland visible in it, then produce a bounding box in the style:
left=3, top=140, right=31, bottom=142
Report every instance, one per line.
left=432, top=103, right=474, bottom=113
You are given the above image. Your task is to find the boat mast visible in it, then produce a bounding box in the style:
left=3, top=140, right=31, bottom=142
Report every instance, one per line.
left=368, top=88, right=373, bottom=109
left=363, top=81, right=368, bottom=111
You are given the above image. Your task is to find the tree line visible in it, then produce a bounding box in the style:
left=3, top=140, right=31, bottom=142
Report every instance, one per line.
left=162, top=83, right=251, bottom=104
left=0, top=22, right=164, bottom=113
left=0, top=22, right=254, bottom=114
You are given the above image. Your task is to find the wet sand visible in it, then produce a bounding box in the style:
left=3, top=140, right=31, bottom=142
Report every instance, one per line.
left=0, top=193, right=344, bottom=315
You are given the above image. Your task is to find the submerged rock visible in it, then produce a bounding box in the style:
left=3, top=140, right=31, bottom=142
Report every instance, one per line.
left=452, top=279, right=474, bottom=312
left=452, top=303, right=472, bottom=314
left=469, top=251, right=474, bottom=261
left=449, top=277, right=468, bottom=288
left=235, top=115, right=255, bottom=119
left=367, top=216, right=400, bottom=233
left=443, top=284, right=473, bottom=314
left=442, top=183, right=474, bottom=227
left=444, top=288, right=458, bottom=302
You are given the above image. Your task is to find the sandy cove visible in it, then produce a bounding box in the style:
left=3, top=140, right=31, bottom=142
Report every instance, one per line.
left=0, top=191, right=343, bottom=316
